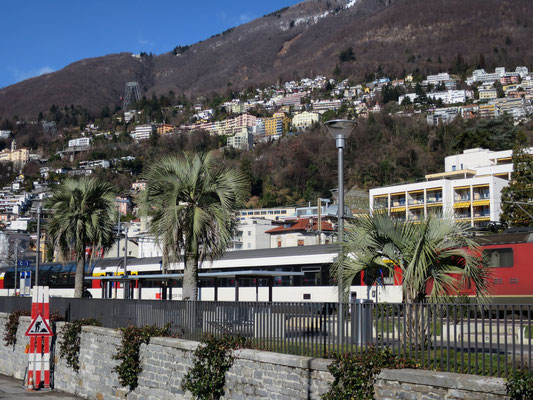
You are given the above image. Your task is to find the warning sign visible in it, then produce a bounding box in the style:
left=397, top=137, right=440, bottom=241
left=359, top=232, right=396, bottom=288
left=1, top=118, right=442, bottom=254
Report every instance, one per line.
left=25, top=313, right=52, bottom=336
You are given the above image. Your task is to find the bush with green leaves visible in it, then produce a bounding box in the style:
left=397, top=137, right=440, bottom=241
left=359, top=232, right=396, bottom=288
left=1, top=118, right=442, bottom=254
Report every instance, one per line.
left=3, top=309, right=31, bottom=347
left=322, top=347, right=417, bottom=400
left=506, top=370, right=533, bottom=400
left=113, top=324, right=170, bottom=392
left=182, top=335, right=247, bottom=400
left=59, top=318, right=101, bottom=372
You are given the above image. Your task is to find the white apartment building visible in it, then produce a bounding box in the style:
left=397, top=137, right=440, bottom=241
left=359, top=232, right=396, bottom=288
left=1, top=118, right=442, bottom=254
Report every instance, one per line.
left=68, top=137, right=91, bottom=148
left=516, top=66, right=529, bottom=78
left=275, top=92, right=307, bottom=107
left=427, top=90, right=469, bottom=104
left=132, top=124, right=155, bottom=141
left=79, top=160, right=110, bottom=169
left=228, top=219, right=273, bottom=251
left=425, top=73, right=451, bottom=85
left=426, top=107, right=459, bottom=126
left=312, top=99, right=342, bottom=113
left=0, top=192, right=30, bottom=215
left=292, top=111, right=319, bottom=131
left=238, top=207, right=296, bottom=222
left=399, top=90, right=469, bottom=105
left=227, top=128, right=253, bottom=150
left=194, top=113, right=258, bottom=136
left=124, top=111, right=136, bottom=123
left=0, top=131, right=11, bottom=139
left=467, top=69, right=504, bottom=85
left=369, top=147, right=533, bottom=228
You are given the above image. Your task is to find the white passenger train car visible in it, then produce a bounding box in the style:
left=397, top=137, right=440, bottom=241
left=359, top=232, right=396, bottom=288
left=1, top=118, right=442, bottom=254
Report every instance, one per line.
left=0, top=245, right=403, bottom=303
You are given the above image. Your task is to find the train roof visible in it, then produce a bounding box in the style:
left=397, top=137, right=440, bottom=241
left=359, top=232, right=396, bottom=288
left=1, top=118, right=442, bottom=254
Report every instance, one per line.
left=474, top=231, right=533, bottom=245
left=0, top=245, right=340, bottom=272
left=125, top=244, right=340, bottom=267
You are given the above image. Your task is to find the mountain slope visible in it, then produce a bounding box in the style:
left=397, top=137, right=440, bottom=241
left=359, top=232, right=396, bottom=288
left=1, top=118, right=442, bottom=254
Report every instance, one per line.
left=1, top=0, right=532, bottom=118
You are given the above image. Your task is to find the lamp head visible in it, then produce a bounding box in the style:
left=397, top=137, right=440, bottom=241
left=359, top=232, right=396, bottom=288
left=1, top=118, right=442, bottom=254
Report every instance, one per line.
left=324, top=119, right=357, bottom=140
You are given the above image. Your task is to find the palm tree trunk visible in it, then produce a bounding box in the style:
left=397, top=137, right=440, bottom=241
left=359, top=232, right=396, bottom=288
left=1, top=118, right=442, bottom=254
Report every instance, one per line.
left=74, top=252, right=85, bottom=298
left=182, top=252, right=198, bottom=301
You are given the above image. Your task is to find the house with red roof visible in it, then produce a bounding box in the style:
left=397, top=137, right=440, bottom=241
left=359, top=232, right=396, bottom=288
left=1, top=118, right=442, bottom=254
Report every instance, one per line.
left=265, top=217, right=335, bottom=248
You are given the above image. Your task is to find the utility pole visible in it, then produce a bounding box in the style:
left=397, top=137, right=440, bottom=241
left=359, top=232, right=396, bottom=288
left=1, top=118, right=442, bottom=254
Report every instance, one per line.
left=317, top=198, right=322, bottom=245
left=117, top=211, right=121, bottom=258
left=14, top=239, right=19, bottom=296
left=123, top=226, right=129, bottom=299
left=35, top=206, right=42, bottom=287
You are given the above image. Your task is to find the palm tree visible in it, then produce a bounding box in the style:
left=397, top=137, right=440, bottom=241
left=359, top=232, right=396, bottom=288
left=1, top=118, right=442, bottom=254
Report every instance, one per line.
left=337, top=213, right=492, bottom=347
left=139, top=151, right=249, bottom=300
left=338, top=213, right=492, bottom=304
left=46, top=178, right=116, bottom=298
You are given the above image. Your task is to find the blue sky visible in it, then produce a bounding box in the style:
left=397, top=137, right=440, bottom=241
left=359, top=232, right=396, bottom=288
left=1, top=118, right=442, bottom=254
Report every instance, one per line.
left=0, top=1, right=300, bottom=89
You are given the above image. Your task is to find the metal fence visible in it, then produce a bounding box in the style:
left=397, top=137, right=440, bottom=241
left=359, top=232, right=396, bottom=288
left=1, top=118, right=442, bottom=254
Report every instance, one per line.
left=0, top=297, right=531, bottom=377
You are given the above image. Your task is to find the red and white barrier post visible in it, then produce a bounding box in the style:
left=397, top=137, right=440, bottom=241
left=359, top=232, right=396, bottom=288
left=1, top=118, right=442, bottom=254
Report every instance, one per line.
left=25, top=286, right=53, bottom=390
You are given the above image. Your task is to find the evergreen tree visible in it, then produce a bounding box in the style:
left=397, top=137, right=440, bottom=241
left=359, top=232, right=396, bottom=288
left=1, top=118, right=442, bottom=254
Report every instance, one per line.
left=339, top=47, right=356, bottom=63
left=500, top=131, right=533, bottom=227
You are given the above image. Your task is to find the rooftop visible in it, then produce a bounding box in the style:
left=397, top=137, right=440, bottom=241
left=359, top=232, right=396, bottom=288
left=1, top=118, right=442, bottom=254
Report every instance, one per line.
left=265, top=218, right=334, bottom=234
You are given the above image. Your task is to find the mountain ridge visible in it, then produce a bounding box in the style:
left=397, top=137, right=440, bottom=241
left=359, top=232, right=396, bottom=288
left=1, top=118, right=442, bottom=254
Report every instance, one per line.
left=1, top=0, right=532, bottom=118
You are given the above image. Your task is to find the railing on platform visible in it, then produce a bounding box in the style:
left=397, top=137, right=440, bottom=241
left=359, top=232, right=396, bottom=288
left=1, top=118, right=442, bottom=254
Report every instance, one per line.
left=0, top=297, right=531, bottom=377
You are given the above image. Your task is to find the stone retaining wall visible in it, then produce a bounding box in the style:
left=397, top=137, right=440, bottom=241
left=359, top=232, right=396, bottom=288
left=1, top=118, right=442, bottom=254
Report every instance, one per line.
left=0, top=312, right=509, bottom=400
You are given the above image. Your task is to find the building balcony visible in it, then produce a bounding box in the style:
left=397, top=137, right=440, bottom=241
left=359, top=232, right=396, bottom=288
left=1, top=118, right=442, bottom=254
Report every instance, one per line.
left=391, top=200, right=406, bottom=207
left=454, top=196, right=471, bottom=202
left=426, top=198, right=442, bottom=204
left=390, top=207, right=406, bottom=213
left=408, top=199, right=424, bottom=206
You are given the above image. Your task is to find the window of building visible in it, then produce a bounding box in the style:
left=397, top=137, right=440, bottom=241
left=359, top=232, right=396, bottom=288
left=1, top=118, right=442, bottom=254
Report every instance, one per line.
left=248, top=231, right=251, bottom=236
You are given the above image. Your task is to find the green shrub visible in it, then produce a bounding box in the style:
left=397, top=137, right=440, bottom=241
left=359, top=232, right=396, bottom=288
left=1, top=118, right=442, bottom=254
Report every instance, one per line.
left=506, top=370, right=533, bottom=400
left=113, top=324, right=170, bottom=392
left=3, top=309, right=31, bottom=347
left=322, top=347, right=417, bottom=400
left=59, top=318, right=101, bottom=372
left=182, top=335, right=247, bottom=400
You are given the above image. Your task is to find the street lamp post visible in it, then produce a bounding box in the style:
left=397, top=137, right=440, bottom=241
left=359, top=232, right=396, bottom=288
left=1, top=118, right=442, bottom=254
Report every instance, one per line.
left=123, top=226, right=129, bottom=299
left=35, top=206, right=42, bottom=288
left=115, top=198, right=129, bottom=258
left=324, top=120, right=357, bottom=303
left=14, top=239, right=19, bottom=296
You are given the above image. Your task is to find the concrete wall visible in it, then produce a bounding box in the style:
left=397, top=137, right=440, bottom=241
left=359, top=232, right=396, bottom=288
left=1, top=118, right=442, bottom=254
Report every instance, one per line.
left=0, top=312, right=509, bottom=400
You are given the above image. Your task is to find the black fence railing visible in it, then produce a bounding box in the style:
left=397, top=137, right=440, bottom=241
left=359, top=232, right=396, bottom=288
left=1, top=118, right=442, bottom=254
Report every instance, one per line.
left=0, top=297, right=531, bottom=377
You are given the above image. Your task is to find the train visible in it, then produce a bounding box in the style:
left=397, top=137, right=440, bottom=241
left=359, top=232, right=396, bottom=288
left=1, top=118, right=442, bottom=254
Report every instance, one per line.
left=0, top=231, right=532, bottom=303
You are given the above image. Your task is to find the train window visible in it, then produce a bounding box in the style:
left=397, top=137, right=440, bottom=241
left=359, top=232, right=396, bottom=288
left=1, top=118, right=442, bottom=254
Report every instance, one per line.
left=485, top=248, right=514, bottom=268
